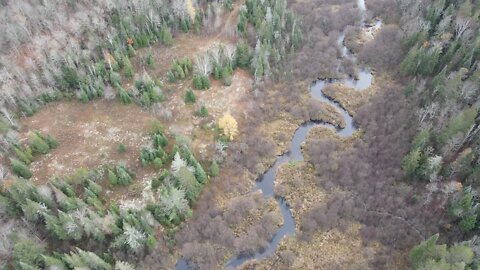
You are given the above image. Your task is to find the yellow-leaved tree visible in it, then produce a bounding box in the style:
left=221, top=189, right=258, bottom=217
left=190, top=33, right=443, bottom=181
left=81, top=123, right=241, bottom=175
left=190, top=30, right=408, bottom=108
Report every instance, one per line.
left=218, top=112, right=238, bottom=140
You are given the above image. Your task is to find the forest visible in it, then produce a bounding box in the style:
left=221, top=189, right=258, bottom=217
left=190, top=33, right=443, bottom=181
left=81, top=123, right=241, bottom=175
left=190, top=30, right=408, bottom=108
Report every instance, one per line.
left=0, top=0, right=479, bottom=269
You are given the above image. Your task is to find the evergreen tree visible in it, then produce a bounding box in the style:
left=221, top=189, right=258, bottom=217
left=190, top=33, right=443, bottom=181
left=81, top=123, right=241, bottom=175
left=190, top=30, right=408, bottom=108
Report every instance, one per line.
left=63, top=248, right=112, bottom=270
left=146, top=54, right=155, bottom=68
left=108, top=169, right=118, bottom=186
left=12, top=237, right=45, bottom=269
left=184, top=89, right=196, bottom=104
left=22, top=198, right=49, bottom=222
left=45, top=135, right=59, bottom=149
left=410, top=234, right=474, bottom=269
left=198, top=106, right=208, bottom=117
left=236, top=43, right=251, bottom=68
left=193, top=75, right=203, bottom=89
left=177, top=167, right=201, bottom=202
left=29, top=132, right=50, bottom=154
left=118, top=143, right=126, bottom=153
left=15, top=146, right=33, bottom=165
left=11, top=159, right=33, bottom=179
left=201, top=75, right=211, bottom=89
left=210, top=160, right=219, bottom=177
left=160, top=26, right=173, bottom=45
left=115, top=165, right=133, bottom=186
left=123, top=56, right=134, bottom=79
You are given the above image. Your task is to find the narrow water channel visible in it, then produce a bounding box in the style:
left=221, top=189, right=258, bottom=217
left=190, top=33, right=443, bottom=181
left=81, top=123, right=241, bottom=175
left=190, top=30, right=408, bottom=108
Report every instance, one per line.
left=176, top=0, right=379, bottom=268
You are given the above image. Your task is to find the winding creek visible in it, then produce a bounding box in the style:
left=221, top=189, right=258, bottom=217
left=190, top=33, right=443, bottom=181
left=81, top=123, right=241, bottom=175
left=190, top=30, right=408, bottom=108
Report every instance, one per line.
left=176, top=0, right=380, bottom=269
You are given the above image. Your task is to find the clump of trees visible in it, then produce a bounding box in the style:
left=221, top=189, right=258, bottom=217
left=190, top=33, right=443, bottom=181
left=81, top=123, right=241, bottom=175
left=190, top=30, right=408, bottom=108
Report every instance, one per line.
left=410, top=234, right=476, bottom=269
left=168, top=58, right=193, bottom=83
left=130, top=73, right=165, bottom=107
left=1, top=169, right=157, bottom=268
left=237, top=0, right=303, bottom=80
left=193, top=44, right=235, bottom=88
left=10, top=131, right=58, bottom=179
left=108, top=164, right=135, bottom=186
left=140, top=128, right=169, bottom=166
left=448, top=186, right=479, bottom=232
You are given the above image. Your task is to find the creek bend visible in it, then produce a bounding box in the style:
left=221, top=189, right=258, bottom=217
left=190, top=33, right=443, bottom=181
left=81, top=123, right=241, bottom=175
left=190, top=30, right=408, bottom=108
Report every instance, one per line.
left=176, top=0, right=380, bottom=268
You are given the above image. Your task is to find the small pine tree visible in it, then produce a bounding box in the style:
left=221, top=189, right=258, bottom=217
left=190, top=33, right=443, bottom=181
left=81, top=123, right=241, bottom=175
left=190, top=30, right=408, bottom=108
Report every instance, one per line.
left=118, top=143, right=126, bottom=153
left=115, top=165, right=133, bottom=186
left=119, top=88, right=132, bottom=104
left=177, top=167, right=201, bottom=202
left=127, top=44, right=135, bottom=58
left=108, top=169, right=118, bottom=186
left=15, top=147, right=33, bottom=165
left=11, top=159, right=32, bottom=179
left=79, top=90, right=89, bottom=103
left=153, top=157, right=163, bottom=169
left=210, top=160, right=219, bottom=177
left=201, top=75, right=211, bottom=89
left=45, top=135, right=59, bottom=149
left=123, top=56, right=134, bottom=79
left=236, top=43, right=251, bottom=68
left=198, top=106, right=208, bottom=117
left=167, top=71, right=176, bottom=83
left=184, top=89, right=196, bottom=104
left=146, top=54, right=155, bottom=68
left=146, top=234, right=156, bottom=249
left=12, top=238, right=45, bottom=269
left=160, top=26, right=173, bottom=45
left=193, top=75, right=203, bottom=89
left=29, top=132, right=50, bottom=155
left=180, top=18, right=189, bottom=32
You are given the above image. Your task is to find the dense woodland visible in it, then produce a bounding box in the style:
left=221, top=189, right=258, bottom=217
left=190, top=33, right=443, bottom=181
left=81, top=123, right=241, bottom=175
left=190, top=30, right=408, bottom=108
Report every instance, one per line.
left=0, top=0, right=479, bottom=269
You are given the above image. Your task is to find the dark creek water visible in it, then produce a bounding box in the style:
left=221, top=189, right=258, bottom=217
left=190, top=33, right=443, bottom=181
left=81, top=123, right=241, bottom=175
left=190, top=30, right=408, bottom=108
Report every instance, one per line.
left=176, top=1, right=380, bottom=269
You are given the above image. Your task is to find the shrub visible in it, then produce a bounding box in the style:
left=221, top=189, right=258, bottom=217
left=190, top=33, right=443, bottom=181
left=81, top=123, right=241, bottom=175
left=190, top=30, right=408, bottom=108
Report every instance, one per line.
left=59, top=66, right=80, bottom=90
left=109, top=71, right=122, bottom=86
left=160, top=26, right=173, bottom=45
left=222, top=75, right=232, bottom=86
left=153, top=157, right=163, bottom=169
left=146, top=54, right=155, bottom=68
left=118, top=143, right=126, bottom=153
left=184, top=89, right=196, bottom=104
left=127, top=44, right=135, bottom=57
left=150, top=120, right=165, bottom=135
left=151, top=177, right=162, bottom=190
left=11, top=159, right=32, bottom=179
left=0, top=119, right=8, bottom=134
